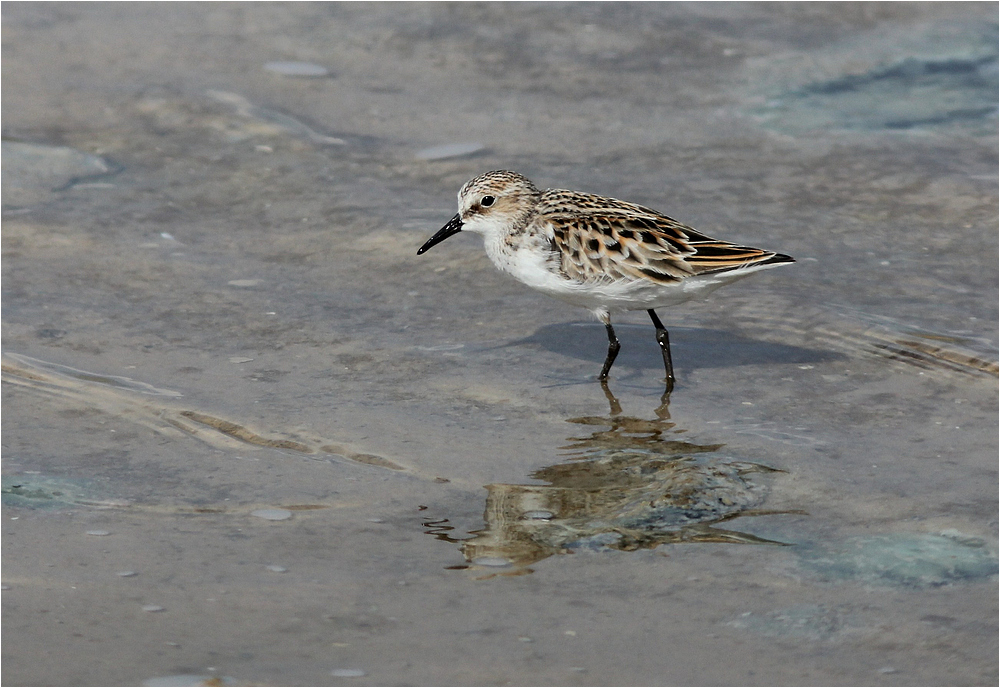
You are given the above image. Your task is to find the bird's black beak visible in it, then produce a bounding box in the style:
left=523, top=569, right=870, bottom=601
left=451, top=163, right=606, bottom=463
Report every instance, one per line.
left=417, top=214, right=463, bottom=255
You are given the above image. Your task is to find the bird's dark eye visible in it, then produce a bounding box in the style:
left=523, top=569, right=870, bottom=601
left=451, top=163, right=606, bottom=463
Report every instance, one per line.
left=481, top=195, right=495, bottom=207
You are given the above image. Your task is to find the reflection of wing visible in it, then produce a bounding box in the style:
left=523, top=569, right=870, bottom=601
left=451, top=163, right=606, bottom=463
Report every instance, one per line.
left=538, top=190, right=794, bottom=284
left=672, top=523, right=791, bottom=546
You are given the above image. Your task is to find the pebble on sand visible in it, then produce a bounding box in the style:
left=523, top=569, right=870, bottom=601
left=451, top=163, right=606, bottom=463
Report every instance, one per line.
left=264, top=61, right=329, bottom=77
left=415, top=143, right=484, bottom=160
left=141, top=675, right=237, bottom=687
left=86, top=530, right=111, bottom=536
left=142, top=604, right=165, bottom=612
left=330, top=669, right=366, bottom=677
left=251, top=508, right=293, bottom=521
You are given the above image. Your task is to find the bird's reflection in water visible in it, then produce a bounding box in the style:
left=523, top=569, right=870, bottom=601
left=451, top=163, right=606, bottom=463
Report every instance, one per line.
left=425, top=383, right=799, bottom=578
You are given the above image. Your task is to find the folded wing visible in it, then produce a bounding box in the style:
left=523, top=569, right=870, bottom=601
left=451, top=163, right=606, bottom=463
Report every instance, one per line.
left=539, top=191, right=792, bottom=285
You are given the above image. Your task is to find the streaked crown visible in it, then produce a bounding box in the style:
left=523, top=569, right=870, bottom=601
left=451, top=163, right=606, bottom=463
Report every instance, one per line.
left=458, top=170, right=538, bottom=199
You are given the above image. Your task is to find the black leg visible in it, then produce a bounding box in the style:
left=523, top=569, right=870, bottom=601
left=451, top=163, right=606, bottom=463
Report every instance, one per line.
left=647, top=309, right=675, bottom=394
left=599, top=321, right=621, bottom=380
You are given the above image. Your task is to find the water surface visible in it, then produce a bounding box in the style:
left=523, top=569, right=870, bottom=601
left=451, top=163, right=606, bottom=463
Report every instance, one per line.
left=3, top=4, right=997, bottom=686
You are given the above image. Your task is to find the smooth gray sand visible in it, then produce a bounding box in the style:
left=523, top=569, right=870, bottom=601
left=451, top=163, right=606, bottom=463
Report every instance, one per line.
left=3, top=4, right=997, bottom=686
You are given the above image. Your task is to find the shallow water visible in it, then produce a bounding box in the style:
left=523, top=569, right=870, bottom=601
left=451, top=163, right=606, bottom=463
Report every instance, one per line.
left=2, top=4, right=997, bottom=686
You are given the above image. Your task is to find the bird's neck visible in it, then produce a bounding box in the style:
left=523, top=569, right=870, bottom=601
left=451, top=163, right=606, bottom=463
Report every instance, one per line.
left=482, top=228, right=517, bottom=272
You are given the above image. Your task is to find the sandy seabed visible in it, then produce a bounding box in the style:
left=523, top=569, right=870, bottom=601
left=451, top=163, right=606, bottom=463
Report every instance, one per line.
left=2, top=3, right=997, bottom=686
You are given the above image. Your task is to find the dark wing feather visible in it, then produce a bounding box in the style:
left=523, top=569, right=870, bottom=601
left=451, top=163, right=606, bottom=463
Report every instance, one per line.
left=537, top=190, right=791, bottom=284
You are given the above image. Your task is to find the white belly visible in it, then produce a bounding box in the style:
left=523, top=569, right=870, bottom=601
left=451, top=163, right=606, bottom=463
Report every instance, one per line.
left=491, top=242, right=781, bottom=316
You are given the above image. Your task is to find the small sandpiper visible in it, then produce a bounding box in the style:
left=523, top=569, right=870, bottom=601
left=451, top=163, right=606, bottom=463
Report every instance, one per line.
left=418, top=170, right=794, bottom=392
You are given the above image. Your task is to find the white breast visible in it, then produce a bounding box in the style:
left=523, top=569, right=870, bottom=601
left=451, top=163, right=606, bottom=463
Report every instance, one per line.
left=482, top=231, right=777, bottom=315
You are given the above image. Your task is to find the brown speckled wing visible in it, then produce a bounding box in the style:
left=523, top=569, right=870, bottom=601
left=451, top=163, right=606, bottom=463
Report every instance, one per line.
left=537, top=190, right=789, bottom=285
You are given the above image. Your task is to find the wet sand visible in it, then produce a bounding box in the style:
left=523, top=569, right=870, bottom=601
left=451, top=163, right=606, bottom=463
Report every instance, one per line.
left=2, top=3, right=997, bottom=686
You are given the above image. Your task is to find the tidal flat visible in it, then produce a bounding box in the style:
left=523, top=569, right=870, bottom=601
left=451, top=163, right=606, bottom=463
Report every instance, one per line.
left=2, top=3, right=997, bottom=686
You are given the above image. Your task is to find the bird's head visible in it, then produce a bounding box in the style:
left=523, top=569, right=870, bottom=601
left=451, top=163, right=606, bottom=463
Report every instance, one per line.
left=417, top=170, right=541, bottom=254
